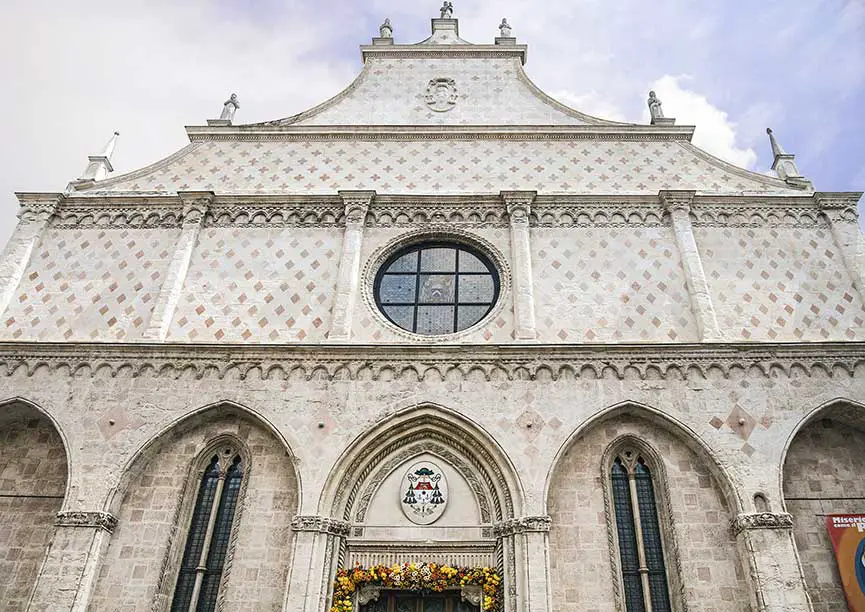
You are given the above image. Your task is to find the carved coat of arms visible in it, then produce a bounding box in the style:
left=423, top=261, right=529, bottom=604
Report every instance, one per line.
left=400, top=461, right=448, bottom=524
left=425, top=78, right=458, bottom=112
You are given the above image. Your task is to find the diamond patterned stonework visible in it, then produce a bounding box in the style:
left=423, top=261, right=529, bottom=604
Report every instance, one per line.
left=2, top=228, right=179, bottom=341
left=695, top=225, right=865, bottom=341
left=82, top=138, right=793, bottom=197
left=533, top=227, right=698, bottom=343
left=167, top=228, right=341, bottom=343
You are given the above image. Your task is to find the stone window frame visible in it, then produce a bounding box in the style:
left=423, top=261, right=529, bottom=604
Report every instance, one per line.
left=361, top=227, right=512, bottom=343
left=373, top=241, right=501, bottom=336
left=154, top=435, right=251, bottom=612
left=601, top=435, right=685, bottom=612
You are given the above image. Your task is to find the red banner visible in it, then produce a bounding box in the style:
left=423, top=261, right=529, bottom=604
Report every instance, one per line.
left=826, top=514, right=865, bottom=611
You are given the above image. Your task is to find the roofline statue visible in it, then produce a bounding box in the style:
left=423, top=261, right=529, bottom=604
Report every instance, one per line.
left=499, top=18, right=512, bottom=38
left=440, top=2, right=453, bottom=19
left=219, top=93, right=240, bottom=122
left=647, top=91, right=664, bottom=120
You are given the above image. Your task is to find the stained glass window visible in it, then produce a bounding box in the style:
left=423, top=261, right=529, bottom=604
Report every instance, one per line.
left=171, top=452, right=244, bottom=612
left=611, top=453, right=672, bottom=612
left=375, top=243, right=499, bottom=335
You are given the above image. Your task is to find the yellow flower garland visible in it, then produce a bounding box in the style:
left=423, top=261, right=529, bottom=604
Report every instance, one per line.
left=330, top=562, right=502, bottom=612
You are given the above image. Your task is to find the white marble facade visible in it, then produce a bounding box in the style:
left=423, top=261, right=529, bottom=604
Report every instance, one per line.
left=0, top=9, right=864, bottom=612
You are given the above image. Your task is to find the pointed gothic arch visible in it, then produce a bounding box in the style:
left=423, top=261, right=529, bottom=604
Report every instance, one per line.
left=780, top=397, right=865, bottom=612
left=544, top=400, right=742, bottom=514
left=0, top=396, right=70, bottom=609
left=546, top=401, right=749, bottom=612
left=91, top=400, right=301, bottom=612
left=319, top=402, right=524, bottom=522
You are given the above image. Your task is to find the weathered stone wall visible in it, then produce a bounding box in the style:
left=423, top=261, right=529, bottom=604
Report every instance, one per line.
left=548, top=414, right=749, bottom=612
left=783, top=418, right=865, bottom=612
left=88, top=408, right=298, bottom=612
left=0, top=403, right=67, bottom=612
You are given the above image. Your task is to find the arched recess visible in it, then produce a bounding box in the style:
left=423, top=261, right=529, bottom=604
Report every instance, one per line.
left=0, top=397, right=69, bottom=610
left=319, top=402, right=524, bottom=600
left=781, top=398, right=865, bottom=612
left=89, top=401, right=301, bottom=612
left=546, top=401, right=750, bottom=612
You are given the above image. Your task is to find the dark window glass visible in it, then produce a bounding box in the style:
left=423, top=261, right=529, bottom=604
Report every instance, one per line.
left=198, top=457, right=243, bottom=612
left=171, top=456, right=220, bottom=612
left=374, top=243, right=499, bottom=335
left=635, top=460, right=672, bottom=612
left=171, top=454, right=244, bottom=612
left=612, top=459, right=645, bottom=612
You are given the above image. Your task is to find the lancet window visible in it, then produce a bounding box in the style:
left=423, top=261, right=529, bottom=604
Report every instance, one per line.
left=610, top=449, right=673, bottom=612
left=170, top=448, right=244, bottom=612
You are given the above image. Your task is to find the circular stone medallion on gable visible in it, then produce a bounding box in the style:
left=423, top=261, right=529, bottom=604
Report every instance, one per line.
left=400, top=460, right=448, bottom=525
left=425, top=78, right=458, bottom=112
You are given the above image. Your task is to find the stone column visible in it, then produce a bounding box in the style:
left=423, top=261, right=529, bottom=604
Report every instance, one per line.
left=502, top=191, right=538, bottom=341
left=660, top=190, right=723, bottom=341
left=0, top=193, right=61, bottom=318
left=26, top=511, right=118, bottom=612
left=496, top=516, right=552, bottom=612
left=732, top=512, right=813, bottom=612
left=143, top=191, right=211, bottom=341
left=816, top=192, right=865, bottom=303
left=328, top=191, right=374, bottom=342
left=283, top=515, right=350, bottom=612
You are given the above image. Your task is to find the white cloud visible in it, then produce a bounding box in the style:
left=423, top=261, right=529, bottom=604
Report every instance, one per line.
left=646, top=75, right=758, bottom=170
left=549, top=90, right=628, bottom=123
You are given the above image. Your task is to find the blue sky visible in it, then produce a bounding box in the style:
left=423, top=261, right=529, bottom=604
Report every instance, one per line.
left=0, top=0, right=862, bottom=245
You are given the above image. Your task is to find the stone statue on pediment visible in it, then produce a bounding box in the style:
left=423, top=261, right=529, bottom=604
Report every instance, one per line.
left=440, top=1, right=453, bottom=18
left=220, top=93, right=240, bottom=121
left=379, top=18, right=392, bottom=38
left=499, top=18, right=512, bottom=37
left=647, top=90, right=664, bottom=120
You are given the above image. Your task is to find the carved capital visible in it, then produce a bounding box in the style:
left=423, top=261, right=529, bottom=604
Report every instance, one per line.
left=290, top=514, right=351, bottom=536
left=55, top=510, right=118, bottom=533
left=659, top=189, right=696, bottom=215
left=815, top=191, right=862, bottom=224
left=493, top=515, right=551, bottom=537
left=501, top=191, right=536, bottom=225
left=731, top=512, right=794, bottom=535
left=178, top=191, right=213, bottom=225
left=339, top=190, right=375, bottom=225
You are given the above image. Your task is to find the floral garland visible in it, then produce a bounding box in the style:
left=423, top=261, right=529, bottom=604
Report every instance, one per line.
left=330, top=562, right=502, bottom=612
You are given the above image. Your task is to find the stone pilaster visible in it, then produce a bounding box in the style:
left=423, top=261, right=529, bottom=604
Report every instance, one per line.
left=284, top=515, right=351, bottom=612
left=732, top=512, right=813, bottom=612
left=660, top=190, right=723, bottom=341
left=26, top=511, right=118, bottom=612
left=0, top=193, right=61, bottom=319
left=143, top=191, right=211, bottom=341
left=495, top=516, right=552, bottom=612
left=502, top=191, right=538, bottom=341
left=816, top=192, right=865, bottom=303
left=328, top=191, right=374, bottom=342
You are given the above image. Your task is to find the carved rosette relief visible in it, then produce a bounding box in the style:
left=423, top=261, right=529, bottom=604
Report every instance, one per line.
left=425, top=78, right=458, bottom=112
left=400, top=461, right=448, bottom=525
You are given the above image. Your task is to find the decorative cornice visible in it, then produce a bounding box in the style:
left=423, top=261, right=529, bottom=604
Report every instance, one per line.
left=178, top=191, right=213, bottom=225
left=659, top=189, right=695, bottom=214
left=291, top=515, right=351, bottom=536
left=501, top=191, right=535, bottom=226
left=339, top=190, right=375, bottom=225
left=816, top=191, right=863, bottom=224
left=493, top=516, right=551, bottom=537
left=0, top=342, right=863, bottom=382
left=15, top=193, right=63, bottom=224
left=183, top=124, right=697, bottom=143
left=731, top=512, right=794, bottom=535
left=55, top=510, right=118, bottom=533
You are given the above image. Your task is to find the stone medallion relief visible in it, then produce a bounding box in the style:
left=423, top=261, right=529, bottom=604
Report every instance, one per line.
left=425, top=78, right=458, bottom=112
left=400, top=461, right=448, bottom=524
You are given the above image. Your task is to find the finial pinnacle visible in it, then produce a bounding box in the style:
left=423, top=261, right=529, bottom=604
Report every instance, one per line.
left=78, top=131, right=120, bottom=182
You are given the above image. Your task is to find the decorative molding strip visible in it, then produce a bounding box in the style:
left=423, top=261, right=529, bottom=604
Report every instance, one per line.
left=731, top=512, right=794, bottom=536
left=493, top=516, right=551, bottom=537
left=55, top=510, right=118, bottom=533
left=291, top=515, right=351, bottom=536
left=0, top=342, right=863, bottom=382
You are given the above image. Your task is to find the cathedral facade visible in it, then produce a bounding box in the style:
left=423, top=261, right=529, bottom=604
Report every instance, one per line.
left=1, top=7, right=864, bottom=612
